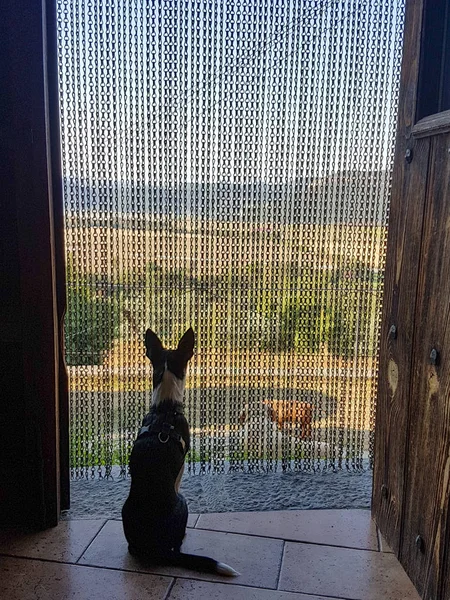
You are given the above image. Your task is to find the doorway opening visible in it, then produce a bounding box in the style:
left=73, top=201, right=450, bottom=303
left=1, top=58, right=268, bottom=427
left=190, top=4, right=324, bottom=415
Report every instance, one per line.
left=57, top=0, right=405, bottom=517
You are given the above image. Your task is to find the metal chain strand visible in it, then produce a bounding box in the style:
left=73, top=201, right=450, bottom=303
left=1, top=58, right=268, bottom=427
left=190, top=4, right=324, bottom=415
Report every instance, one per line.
left=57, top=0, right=405, bottom=478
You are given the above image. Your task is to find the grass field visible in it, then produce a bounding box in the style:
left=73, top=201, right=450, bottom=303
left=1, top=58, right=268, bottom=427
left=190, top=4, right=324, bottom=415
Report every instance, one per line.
left=66, top=219, right=386, bottom=277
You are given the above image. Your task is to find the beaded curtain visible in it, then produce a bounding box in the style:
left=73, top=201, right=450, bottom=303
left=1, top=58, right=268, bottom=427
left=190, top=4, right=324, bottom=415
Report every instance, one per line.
left=57, top=0, right=405, bottom=478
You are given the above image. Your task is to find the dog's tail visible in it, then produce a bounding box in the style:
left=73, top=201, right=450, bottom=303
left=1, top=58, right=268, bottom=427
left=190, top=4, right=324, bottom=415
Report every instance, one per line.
left=130, top=547, right=239, bottom=577
left=166, top=551, right=239, bottom=576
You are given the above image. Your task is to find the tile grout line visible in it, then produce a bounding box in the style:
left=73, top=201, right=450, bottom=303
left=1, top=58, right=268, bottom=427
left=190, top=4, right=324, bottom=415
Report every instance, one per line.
left=1, top=554, right=278, bottom=591
left=90, top=515, right=379, bottom=553
left=192, top=514, right=200, bottom=528
left=67, top=516, right=378, bottom=553
left=107, top=515, right=199, bottom=528
left=77, top=563, right=280, bottom=591
left=167, top=575, right=357, bottom=600
left=298, top=592, right=366, bottom=600
left=162, top=577, right=177, bottom=600
left=275, top=540, right=286, bottom=590
left=0, top=554, right=404, bottom=599
left=192, top=525, right=380, bottom=553
left=75, top=519, right=109, bottom=563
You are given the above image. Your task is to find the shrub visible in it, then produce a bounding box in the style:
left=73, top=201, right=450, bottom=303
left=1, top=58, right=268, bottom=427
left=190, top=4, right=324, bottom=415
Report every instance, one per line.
left=65, top=259, right=119, bottom=366
left=254, top=262, right=380, bottom=357
left=256, top=268, right=331, bottom=353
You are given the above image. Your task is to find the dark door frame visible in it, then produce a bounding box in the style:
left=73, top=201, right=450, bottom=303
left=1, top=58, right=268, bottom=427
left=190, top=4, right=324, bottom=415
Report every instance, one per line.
left=0, top=0, right=68, bottom=528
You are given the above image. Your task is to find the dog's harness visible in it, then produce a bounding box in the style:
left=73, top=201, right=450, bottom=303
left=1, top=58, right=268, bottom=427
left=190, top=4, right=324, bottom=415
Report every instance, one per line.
left=137, top=412, right=186, bottom=454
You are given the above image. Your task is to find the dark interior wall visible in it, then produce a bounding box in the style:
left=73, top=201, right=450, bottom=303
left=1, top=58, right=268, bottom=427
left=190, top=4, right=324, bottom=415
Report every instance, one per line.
left=0, top=0, right=67, bottom=529
left=0, top=123, right=46, bottom=527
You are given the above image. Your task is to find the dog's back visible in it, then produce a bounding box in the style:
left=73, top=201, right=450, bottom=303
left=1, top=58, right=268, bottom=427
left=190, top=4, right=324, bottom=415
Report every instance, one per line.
left=122, top=400, right=189, bottom=552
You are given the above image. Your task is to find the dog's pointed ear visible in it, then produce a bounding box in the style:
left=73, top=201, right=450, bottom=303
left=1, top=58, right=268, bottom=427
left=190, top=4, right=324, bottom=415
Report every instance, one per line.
left=177, top=327, right=195, bottom=361
left=145, top=329, right=163, bottom=362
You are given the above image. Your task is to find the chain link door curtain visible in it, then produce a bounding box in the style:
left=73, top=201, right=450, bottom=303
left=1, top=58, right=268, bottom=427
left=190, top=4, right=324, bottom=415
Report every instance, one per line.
left=57, top=0, right=405, bottom=478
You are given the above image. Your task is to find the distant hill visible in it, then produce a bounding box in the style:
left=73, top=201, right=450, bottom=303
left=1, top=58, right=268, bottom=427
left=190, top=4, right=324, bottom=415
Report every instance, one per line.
left=63, top=169, right=391, bottom=226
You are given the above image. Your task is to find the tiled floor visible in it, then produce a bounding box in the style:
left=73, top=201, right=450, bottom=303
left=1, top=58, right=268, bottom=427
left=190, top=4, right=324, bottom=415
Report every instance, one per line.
left=0, top=509, right=419, bottom=600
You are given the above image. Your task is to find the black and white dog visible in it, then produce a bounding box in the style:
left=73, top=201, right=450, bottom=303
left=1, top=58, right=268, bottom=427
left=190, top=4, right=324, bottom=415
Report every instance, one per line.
left=122, top=328, right=238, bottom=576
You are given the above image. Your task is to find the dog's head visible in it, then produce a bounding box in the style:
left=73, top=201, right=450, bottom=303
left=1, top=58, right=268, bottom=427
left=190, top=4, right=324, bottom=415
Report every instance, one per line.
left=145, top=328, right=195, bottom=404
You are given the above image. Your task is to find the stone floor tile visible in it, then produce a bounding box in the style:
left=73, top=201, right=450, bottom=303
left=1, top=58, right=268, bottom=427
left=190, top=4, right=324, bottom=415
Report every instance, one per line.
left=187, top=513, right=199, bottom=528
left=169, top=578, right=341, bottom=599
left=0, top=556, right=172, bottom=600
left=279, top=541, right=420, bottom=600
left=78, top=519, right=283, bottom=589
left=197, top=509, right=378, bottom=550
left=0, top=520, right=105, bottom=563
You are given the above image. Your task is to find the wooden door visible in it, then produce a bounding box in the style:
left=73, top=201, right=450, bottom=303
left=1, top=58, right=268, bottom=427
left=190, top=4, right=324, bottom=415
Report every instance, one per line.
left=372, top=0, right=428, bottom=557
left=372, top=1, right=450, bottom=598
left=400, top=120, right=450, bottom=600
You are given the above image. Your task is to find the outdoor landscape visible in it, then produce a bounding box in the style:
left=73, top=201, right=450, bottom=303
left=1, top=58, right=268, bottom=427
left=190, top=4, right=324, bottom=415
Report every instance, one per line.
left=65, top=171, right=388, bottom=477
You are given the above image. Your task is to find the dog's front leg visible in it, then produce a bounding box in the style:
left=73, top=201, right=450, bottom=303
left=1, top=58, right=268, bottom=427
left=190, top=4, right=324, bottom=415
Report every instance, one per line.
left=175, top=463, right=185, bottom=493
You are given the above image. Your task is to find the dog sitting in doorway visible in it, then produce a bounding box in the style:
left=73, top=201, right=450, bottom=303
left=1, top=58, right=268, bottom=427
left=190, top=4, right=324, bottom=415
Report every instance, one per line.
left=122, top=328, right=238, bottom=577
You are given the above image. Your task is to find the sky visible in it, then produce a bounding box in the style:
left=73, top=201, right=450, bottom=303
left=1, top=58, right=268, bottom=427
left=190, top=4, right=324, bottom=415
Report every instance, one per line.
left=57, top=0, right=405, bottom=187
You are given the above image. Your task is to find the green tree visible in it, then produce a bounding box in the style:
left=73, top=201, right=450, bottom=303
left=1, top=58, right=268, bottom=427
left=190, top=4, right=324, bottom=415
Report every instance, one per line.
left=65, top=258, right=119, bottom=366
left=254, top=262, right=380, bottom=358
left=256, top=267, right=331, bottom=353
left=327, top=262, right=381, bottom=359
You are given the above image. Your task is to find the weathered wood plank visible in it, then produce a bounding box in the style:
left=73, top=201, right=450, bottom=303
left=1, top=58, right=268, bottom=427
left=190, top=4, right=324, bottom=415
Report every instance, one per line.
left=441, top=509, right=450, bottom=600
left=372, top=0, right=429, bottom=552
left=372, top=136, right=430, bottom=553
left=400, top=132, right=450, bottom=600
left=372, top=0, right=426, bottom=554
left=412, top=109, right=450, bottom=138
